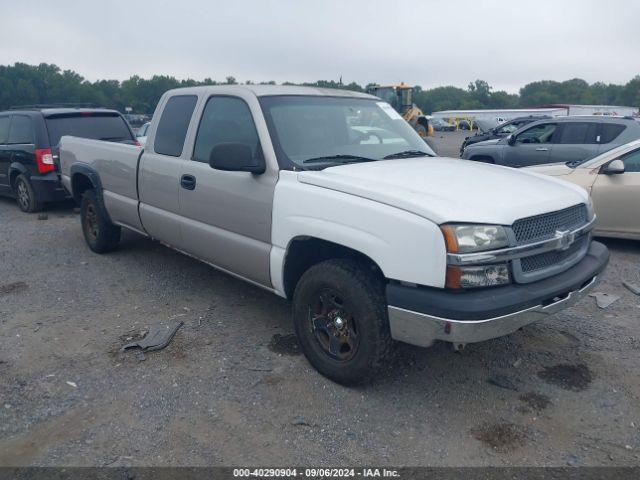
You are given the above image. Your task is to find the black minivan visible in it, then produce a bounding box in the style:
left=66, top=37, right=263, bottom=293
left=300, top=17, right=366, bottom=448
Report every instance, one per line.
left=0, top=107, right=137, bottom=212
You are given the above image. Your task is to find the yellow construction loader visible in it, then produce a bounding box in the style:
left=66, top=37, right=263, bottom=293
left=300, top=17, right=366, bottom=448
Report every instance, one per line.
left=368, top=83, right=434, bottom=138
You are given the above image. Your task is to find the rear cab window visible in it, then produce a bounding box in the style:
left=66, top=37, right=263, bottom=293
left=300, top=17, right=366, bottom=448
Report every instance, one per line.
left=8, top=115, right=34, bottom=144
left=45, top=113, right=135, bottom=146
left=154, top=95, right=198, bottom=157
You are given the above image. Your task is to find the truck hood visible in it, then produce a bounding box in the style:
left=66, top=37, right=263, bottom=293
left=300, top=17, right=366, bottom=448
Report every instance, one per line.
left=524, top=163, right=573, bottom=177
left=297, top=157, right=588, bottom=225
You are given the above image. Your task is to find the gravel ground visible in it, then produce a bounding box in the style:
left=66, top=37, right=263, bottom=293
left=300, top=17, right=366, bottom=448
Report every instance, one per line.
left=1, top=133, right=640, bottom=466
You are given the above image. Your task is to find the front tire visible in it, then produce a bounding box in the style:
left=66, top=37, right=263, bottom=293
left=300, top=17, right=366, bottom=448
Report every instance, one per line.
left=292, top=259, right=393, bottom=385
left=80, top=189, right=121, bottom=253
left=14, top=174, right=42, bottom=213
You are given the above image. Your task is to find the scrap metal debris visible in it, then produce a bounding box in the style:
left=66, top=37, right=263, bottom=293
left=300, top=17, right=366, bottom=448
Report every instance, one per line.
left=589, top=292, right=620, bottom=309
left=0, top=282, right=28, bottom=295
left=121, top=321, right=183, bottom=353
left=623, top=282, right=640, bottom=296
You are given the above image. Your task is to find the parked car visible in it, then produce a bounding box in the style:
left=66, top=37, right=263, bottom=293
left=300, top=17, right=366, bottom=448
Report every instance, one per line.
left=0, top=107, right=137, bottom=212
left=461, top=116, right=640, bottom=167
left=59, top=85, right=608, bottom=385
left=123, top=113, right=149, bottom=129
left=136, top=121, right=151, bottom=147
left=526, top=139, right=640, bottom=240
left=460, top=116, right=551, bottom=156
left=431, top=118, right=456, bottom=132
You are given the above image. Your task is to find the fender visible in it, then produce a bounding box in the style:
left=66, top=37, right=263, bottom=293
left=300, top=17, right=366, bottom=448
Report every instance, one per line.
left=270, top=171, right=447, bottom=296
left=8, top=162, right=29, bottom=187
left=69, top=163, right=103, bottom=201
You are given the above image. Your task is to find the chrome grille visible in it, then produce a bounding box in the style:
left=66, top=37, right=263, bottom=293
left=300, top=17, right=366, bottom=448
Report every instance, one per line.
left=512, top=204, right=587, bottom=244
left=520, top=235, right=588, bottom=273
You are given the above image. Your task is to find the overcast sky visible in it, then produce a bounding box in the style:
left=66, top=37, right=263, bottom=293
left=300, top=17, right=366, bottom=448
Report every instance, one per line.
left=1, top=0, right=639, bottom=93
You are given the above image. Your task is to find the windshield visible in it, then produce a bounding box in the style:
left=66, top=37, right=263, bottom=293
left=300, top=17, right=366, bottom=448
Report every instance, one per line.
left=46, top=114, right=134, bottom=146
left=259, top=95, right=435, bottom=169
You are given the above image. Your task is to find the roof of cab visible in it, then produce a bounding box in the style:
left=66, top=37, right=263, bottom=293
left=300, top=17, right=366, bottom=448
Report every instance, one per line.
left=162, top=84, right=378, bottom=99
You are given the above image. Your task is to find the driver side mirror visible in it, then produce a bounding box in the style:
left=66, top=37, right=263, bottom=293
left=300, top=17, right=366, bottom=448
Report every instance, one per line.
left=507, top=135, right=517, bottom=146
left=601, top=159, right=625, bottom=175
left=209, top=142, right=265, bottom=174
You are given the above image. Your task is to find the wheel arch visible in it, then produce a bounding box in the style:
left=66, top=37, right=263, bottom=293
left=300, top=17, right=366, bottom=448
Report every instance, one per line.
left=8, top=162, right=29, bottom=189
left=70, top=164, right=103, bottom=203
left=281, top=236, right=385, bottom=300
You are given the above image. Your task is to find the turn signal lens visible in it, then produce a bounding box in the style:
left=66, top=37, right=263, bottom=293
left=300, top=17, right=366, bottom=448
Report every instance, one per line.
left=446, top=264, right=510, bottom=289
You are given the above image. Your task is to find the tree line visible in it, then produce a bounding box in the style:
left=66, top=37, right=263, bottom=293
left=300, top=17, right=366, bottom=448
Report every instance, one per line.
left=1, top=63, right=638, bottom=115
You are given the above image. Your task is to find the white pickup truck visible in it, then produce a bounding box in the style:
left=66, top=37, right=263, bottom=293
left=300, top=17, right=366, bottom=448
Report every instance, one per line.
left=59, top=85, right=609, bottom=384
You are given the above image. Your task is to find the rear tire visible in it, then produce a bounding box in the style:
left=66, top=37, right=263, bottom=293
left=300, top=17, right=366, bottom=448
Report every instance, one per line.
left=80, top=189, right=121, bottom=253
left=14, top=174, right=42, bottom=213
left=292, top=259, right=393, bottom=385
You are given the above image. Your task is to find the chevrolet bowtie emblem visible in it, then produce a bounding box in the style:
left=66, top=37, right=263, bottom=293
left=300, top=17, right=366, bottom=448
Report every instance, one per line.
left=555, top=229, right=575, bottom=250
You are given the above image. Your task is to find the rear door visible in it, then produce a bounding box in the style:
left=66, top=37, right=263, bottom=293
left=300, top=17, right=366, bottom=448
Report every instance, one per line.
left=6, top=115, right=36, bottom=175
left=178, top=95, right=277, bottom=286
left=0, top=115, right=10, bottom=192
left=549, top=121, right=599, bottom=164
left=591, top=147, right=640, bottom=237
left=138, top=95, right=198, bottom=246
left=597, top=123, right=628, bottom=154
left=503, top=122, right=556, bottom=166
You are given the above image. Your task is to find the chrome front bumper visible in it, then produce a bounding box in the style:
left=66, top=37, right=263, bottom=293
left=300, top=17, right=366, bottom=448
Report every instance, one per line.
left=388, top=275, right=599, bottom=347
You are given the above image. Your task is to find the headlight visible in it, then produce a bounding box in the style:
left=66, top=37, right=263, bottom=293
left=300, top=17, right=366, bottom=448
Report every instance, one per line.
left=586, top=197, right=595, bottom=221
left=440, top=224, right=509, bottom=253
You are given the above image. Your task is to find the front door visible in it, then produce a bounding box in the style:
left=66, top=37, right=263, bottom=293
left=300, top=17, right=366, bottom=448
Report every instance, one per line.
left=179, top=95, right=277, bottom=287
left=504, top=122, right=557, bottom=167
left=591, top=147, right=640, bottom=237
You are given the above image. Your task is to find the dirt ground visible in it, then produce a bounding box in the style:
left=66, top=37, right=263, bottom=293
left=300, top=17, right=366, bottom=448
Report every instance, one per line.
left=1, top=132, right=639, bottom=466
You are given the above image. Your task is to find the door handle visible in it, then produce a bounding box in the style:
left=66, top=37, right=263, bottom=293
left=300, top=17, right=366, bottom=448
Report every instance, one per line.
left=180, top=174, right=196, bottom=190
left=535, top=147, right=548, bottom=152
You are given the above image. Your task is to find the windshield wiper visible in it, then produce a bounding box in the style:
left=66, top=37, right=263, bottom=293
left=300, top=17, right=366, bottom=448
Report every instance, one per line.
left=383, top=150, right=433, bottom=159
left=302, top=154, right=377, bottom=165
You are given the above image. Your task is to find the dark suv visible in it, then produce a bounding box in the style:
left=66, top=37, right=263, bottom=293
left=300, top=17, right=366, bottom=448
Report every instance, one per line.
left=460, top=115, right=551, bottom=156
left=0, top=106, right=136, bottom=212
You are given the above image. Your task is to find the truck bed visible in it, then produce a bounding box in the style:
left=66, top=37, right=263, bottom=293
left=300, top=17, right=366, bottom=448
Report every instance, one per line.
left=59, top=136, right=144, bottom=232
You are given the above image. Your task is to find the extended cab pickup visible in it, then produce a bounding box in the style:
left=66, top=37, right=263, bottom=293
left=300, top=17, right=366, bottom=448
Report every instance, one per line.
left=59, top=86, right=609, bottom=385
